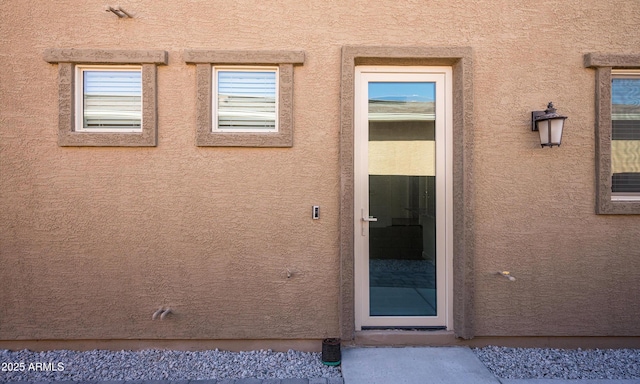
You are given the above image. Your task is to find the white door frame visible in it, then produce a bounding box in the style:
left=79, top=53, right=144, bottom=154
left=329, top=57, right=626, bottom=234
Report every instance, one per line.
left=354, top=66, right=454, bottom=330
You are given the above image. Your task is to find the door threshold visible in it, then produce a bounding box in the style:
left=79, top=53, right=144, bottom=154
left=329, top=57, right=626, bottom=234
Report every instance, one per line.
left=362, top=326, right=447, bottom=331
left=351, top=329, right=463, bottom=347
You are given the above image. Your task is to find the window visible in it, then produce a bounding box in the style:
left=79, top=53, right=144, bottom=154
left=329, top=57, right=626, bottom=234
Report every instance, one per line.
left=214, top=67, right=278, bottom=132
left=584, top=53, right=640, bottom=214
left=611, top=71, right=640, bottom=200
left=76, top=66, right=142, bottom=133
left=184, top=50, right=304, bottom=147
left=44, top=49, right=167, bottom=146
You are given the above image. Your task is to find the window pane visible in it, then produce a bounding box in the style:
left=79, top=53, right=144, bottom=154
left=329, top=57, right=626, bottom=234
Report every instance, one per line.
left=612, top=77, right=640, bottom=194
left=217, top=70, right=276, bottom=131
left=83, top=70, right=142, bottom=129
left=367, top=81, right=437, bottom=317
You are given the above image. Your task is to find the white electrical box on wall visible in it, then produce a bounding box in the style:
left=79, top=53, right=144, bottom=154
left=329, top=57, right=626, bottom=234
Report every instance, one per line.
left=312, top=206, right=320, bottom=219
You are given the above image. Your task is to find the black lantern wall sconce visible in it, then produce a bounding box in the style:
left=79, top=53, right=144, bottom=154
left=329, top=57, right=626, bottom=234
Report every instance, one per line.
left=531, top=102, right=568, bottom=147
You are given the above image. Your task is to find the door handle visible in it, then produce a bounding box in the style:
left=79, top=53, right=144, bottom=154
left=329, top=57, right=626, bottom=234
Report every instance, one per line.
left=361, top=209, right=377, bottom=236
left=361, top=209, right=377, bottom=222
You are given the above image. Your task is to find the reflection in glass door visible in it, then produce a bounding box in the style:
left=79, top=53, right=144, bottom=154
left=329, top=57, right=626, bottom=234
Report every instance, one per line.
left=368, top=81, right=436, bottom=317
left=355, top=67, right=452, bottom=329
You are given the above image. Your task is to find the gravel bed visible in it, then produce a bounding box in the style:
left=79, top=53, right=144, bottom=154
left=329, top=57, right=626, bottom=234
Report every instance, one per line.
left=473, top=346, right=640, bottom=380
left=0, top=349, right=342, bottom=382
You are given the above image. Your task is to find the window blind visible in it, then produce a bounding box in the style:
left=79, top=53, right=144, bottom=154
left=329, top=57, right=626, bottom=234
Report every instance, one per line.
left=611, top=77, right=640, bottom=194
left=83, top=70, right=142, bottom=129
left=216, top=70, right=277, bottom=131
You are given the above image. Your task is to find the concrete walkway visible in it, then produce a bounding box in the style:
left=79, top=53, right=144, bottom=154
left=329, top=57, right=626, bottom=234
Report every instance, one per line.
left=341, top=346, right=499, bottom=384
left=340, top=347, right=640, bottom=384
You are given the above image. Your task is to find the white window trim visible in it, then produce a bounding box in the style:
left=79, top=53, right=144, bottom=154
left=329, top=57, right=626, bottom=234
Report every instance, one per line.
left=212, top=66, right=279, bottom=133
left=610, top=69, right=640, bottom=201
left=75, top=65, right=143, bottom=133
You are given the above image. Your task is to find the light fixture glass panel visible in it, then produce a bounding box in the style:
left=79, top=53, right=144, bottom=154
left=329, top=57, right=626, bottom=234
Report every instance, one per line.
left=537, top=120, right=550, bottom=145
left=550, top=119, right=564, bottom=144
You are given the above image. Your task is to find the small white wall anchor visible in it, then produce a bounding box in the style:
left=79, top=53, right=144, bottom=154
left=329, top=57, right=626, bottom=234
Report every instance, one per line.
left=105, top=5, right=132, bottom=18
left=152, top=307, right=172, bottom=320
left=283, top=268, right=300, bottom=279
left=497, top=271, right=516, bottom=281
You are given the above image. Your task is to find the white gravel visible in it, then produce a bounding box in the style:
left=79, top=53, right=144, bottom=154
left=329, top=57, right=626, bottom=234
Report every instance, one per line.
left=473, top=346, right=640, bottom=380
left=5, top=346, right=639, bottom=382
left=0, top=349, right=342, bottom=382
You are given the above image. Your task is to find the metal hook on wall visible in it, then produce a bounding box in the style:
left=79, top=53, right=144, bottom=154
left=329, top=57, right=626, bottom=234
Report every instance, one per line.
left=152, top=307, right=173, bottom=320
left=160, top=308, right=172, bottom=320
left=152, top=308, right=164, bottom=320
left=105, top=6, right=132, bottom=18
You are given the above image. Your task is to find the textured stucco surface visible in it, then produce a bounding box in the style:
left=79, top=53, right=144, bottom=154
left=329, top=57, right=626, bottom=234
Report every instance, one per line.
left=1, top=0, right=640, bottom=344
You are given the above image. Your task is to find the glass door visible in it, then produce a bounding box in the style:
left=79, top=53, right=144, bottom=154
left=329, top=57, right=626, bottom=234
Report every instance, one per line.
left=354, top=67, right=452, bottom=329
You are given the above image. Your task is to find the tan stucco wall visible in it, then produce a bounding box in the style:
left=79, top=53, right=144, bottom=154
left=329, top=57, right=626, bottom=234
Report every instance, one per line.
left=1, top=0, right=639, bottom=343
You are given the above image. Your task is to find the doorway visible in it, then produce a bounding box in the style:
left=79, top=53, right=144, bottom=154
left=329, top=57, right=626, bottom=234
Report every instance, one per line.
left=354, top=66, right=453, bottom=329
